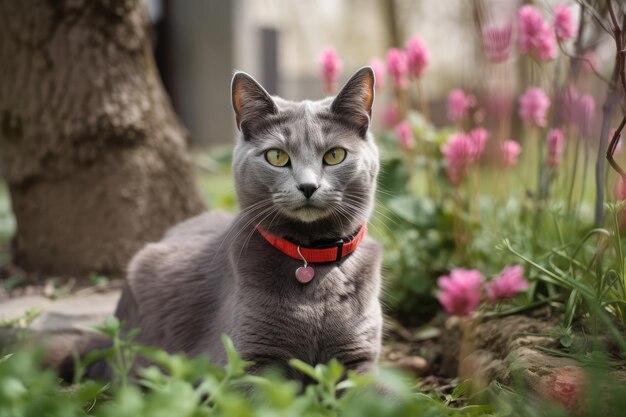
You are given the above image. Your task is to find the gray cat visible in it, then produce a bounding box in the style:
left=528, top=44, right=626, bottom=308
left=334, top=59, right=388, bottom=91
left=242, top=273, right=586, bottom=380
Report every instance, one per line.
left=113, top=67, right=382, bottom=381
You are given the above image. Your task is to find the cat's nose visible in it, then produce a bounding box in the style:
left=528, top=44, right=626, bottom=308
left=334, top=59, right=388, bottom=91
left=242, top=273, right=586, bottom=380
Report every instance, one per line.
left=297, top=183, right=319, bottom=199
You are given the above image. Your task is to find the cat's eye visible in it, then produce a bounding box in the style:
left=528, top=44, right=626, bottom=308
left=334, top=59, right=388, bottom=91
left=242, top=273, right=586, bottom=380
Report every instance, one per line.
left=323, top=147, right=347, bottom=165
left=265, top=148, right=290, bottom=167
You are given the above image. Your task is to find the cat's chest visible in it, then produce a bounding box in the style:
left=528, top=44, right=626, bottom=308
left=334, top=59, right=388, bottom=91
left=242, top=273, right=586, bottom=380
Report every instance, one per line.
left=235, top=242, right=370, bottom=327
left=240, top=257, right=360, bottom=312
left=229, top=235, right=381, bottom=366
left=235, top=264, right=362, bottom=357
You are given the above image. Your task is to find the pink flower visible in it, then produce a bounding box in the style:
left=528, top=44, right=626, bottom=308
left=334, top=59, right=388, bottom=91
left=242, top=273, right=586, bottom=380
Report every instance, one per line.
left=441, top=133, right=474, bottom=184
left=394, top=121, right=415, bottom=150
left=382, top=103, right=400, bottom=129
left=534, top=25, right=558, bottom=61
left=519, top=87, right=550, bottom=128
left=518, top=5, right=545, bottom=48
left=482, top=22, right=513, bottom=63
left=518, top=5, right=557, bottom=61
left=386, top=48, right=409, bottom=89
left=501, top=140, right=522, bottom=167
left=320, top=47, right=342, bottom=94
left=447, top=89, right=475, bottom=122
left=553, top=5, right=575, bottom=42
left=369, top=58, right=386, bottom=91
left=547, top=128, right=565, bottom=167
left=487, top=265, right=528, bottom=301
left=406, top=36, right=429, bottom=78
left=468, top=128, right=489, bottom=160
left=437, top=268, right=484, bottom=316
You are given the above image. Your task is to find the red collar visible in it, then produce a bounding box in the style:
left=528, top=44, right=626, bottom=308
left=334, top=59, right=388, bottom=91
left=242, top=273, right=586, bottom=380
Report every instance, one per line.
left=256, top=224, right=368, bottom=263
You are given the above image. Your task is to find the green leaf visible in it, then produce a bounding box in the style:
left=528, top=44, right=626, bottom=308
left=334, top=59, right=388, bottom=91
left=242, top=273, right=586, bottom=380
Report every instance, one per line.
left=387, top=195, right=437, bottom=227
left=105, top=316, right=120, bottom=330
left=125, top=327, right=141, bottom=343
left=3, top=275, right=24, bottom=291
left=450, top=379, right=472, bottom=401
left=222, top=334, right=253, bottom=377
left=74, top=380, right=108, bottom=405
left=94, top=316, right=121, bottom=337
left=288, top=359, right=320, bottom=383
left=560, top=334, right=573, bottom=348
left=326, top=359, right=344, bottom=386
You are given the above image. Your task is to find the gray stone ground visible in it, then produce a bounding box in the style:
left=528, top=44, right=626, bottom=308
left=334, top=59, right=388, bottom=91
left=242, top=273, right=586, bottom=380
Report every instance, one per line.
left=0, top=290, right=120, bottom=332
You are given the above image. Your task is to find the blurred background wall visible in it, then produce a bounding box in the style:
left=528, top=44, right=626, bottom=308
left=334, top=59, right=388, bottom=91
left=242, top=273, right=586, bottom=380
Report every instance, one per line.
left=146, top=0, right=612, bottom=147
left=148, top=0, right=480, bottom=146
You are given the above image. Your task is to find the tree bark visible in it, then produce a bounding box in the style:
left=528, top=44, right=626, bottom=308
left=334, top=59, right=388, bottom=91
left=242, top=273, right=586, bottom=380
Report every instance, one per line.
left=0, top=0, right=205, bottom=277
left=380, top=0, right=402, bottom=48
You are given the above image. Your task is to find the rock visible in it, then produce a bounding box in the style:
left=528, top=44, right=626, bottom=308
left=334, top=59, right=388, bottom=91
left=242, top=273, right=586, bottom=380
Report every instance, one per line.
left=441, top=314, right=557, bottom=389
left=395, top=355, right=429, bottom=375
left=43, top=281, right=56, bottom=298
left=459, top=349, right=506, bottom=389
left=0, top=291, right=120, bottom=333
left=446, top=313, right=626, bottom=411
left=439, top=316, right=464, bottom=377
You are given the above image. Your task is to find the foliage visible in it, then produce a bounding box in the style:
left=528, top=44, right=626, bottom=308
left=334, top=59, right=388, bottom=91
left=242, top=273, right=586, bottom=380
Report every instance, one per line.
left=368, top=0, right=626, bottom=330
left=2, top=317, right=626, bottom=416
left=497, top=201, right=626, bottom=343
left=194, top=147, right=238, bottom=212
left=0, top=181, right=15, bottom=274
left=0, top=182, right=14, bottom=248
left=0, top=319, right=499, bottom=417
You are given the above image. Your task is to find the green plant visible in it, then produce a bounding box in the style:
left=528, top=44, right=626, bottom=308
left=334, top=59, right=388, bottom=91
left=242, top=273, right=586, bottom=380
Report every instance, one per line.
left=0, top=318, right=502, bottom=417
left=0, top=181, right=15, bottom=248
left=497, top=201, right=626, bottom=356
left=3, top=315, right=626, bottom=416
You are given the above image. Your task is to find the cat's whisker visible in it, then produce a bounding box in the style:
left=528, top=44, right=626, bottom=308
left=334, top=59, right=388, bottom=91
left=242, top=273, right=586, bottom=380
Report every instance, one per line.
left=245, top=207, right=282, bottom=251
left=226, top=205, right=278, bottom=254
left=341, top=195, right=398, bottom=227
left=332, top=200, right=394, bottom=235
left=328, top=208, right=345, bottom=235
left=236, top=207, right=281, bottom=264
left=375, top=189, right=397, bottom=197
left=210, top=200, right=275, bottom=267
left=264, top=207, right=283, bottom=233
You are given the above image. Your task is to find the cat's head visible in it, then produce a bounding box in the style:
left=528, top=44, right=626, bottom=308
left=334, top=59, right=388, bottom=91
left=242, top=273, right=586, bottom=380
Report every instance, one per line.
left=231, top=67, right=379, bottom=243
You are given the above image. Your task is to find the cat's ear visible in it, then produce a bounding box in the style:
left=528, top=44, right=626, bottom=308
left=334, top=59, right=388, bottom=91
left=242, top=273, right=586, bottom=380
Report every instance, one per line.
left=330, top=67, right=375, bottom=137
left=231, top=72, right=277, bottom=133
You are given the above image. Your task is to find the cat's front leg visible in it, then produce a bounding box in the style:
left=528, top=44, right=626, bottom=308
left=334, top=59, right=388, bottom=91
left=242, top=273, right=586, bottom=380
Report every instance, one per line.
left=331, top=323, right=382, bottom=376
left=339, top=346, right=380, bottom=376
left=341, top=314, right=383, bottom=376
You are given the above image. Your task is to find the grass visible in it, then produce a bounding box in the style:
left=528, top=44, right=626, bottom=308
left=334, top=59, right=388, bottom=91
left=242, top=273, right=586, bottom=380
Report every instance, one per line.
left=193, top=146, right=238, bottom=212
left=0, top=181, right=14, bottom=271
left=0, top=181, right=14, bottom=248
left=196, top=170, right=237, bottom=211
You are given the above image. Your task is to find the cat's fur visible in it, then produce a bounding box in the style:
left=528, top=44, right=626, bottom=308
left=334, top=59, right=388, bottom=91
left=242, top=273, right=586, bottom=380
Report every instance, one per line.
left=112, top=67, right=382, bottom=380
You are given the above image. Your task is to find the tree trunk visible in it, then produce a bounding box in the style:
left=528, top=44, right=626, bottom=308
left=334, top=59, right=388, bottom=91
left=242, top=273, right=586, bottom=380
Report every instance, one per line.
left=0, top=0, right=206, bottom=277
left=380, top=0, right=402, bottom=48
